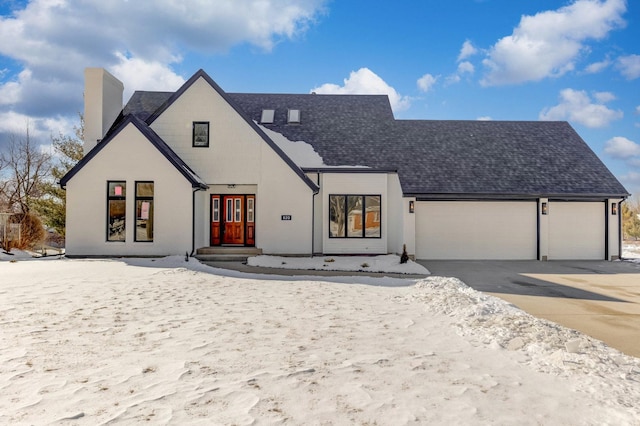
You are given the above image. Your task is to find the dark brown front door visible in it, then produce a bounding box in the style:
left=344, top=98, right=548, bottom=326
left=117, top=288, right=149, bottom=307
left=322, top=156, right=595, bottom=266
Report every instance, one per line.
left=210, top=195, right=255, bottom=246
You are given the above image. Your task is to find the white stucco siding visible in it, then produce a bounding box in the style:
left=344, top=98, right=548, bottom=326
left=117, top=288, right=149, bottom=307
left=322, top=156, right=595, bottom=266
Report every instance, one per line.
left=65, top=124, right=193, bottom=256
left=255, top=147, right=313, bottom=255
left=415, top=201, right=537, bottom=260
left=149, top=77, right=264, bottom=184
left=321, top=173, right=388, bottom=255
left=548, top=202, right=605, bottom=260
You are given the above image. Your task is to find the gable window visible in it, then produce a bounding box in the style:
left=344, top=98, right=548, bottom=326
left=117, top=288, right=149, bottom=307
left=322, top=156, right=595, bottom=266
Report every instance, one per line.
left=261, top=109, right=275, bottom=124
left=135, top=181, right=154, bottom=242
left=192, top=121, right=209, bottom=147
left=107, top=181, right=126, bottom=242
left=288, top=109, right=300, bottom=124
left=329, top=195, right=381, bottom=238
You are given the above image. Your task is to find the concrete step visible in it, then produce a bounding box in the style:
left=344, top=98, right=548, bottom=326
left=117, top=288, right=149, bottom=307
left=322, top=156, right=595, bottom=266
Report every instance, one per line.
left=194, top=247, right=262, bottom=262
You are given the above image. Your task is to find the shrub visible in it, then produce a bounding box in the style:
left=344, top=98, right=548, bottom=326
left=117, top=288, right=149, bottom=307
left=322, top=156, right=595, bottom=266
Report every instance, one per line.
left=8, top=212, right=45, bottom=250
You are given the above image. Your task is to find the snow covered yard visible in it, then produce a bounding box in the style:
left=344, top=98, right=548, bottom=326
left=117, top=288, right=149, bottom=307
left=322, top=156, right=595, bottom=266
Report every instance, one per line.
left=1, top=256, right=640, bottom=425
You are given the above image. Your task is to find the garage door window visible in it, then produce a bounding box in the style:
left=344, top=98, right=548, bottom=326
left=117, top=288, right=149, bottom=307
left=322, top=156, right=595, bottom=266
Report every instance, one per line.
left=329, top=195, right=381, bottom=238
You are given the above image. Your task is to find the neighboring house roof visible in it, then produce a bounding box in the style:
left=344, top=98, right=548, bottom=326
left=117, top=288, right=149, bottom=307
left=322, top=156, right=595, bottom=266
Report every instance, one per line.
left=60, top=115, right=208, bottom=190
left=114, top=71, right=630, bottom=199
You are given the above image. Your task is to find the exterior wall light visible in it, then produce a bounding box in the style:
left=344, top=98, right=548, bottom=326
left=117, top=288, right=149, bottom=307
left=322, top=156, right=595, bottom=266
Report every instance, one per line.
left=409, top=200, right=415, bottom=214
left=612, top=203, right=618, bottom=215
left=541, top=202, right=548, bottom=215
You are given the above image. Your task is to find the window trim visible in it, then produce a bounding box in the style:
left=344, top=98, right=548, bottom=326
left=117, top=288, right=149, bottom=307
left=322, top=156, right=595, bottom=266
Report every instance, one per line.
left=107, top=181, right=126, bottom=242
left=192, top=121, right=210, bottom=147
left=329, top=194, right=382, bottom=239
left=134, top=181, right=154, bottom=243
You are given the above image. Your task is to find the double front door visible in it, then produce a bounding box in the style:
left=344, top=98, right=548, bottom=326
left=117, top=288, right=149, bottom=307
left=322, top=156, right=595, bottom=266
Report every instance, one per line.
left=210, top=195, right=255, bottom=246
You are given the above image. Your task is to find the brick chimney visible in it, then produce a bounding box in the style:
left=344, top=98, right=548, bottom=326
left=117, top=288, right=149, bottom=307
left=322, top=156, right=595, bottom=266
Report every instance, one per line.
left=84, top=68, right=124, bottom=155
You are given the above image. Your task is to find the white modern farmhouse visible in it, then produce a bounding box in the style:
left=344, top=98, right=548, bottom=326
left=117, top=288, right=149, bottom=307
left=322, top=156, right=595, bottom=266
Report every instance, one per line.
left=60, top=68, right=629, bottom=260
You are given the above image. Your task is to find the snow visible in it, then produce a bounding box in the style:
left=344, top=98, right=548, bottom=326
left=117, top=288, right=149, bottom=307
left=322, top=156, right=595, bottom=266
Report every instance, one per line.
left=1, top=256, right=640, bottom=424
left=248, top=254, right=430, bottom=275
left=257, top=123, right=370, bottom=169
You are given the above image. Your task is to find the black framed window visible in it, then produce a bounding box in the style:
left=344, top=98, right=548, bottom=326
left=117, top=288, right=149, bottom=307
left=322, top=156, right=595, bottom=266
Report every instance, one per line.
left=107, top=181, right=126, bottom=242
left=135, top=181, right=154, bottom=242
left=329, top=194, right=381, bottom=238
left=192, top=121, right=209, bottom=147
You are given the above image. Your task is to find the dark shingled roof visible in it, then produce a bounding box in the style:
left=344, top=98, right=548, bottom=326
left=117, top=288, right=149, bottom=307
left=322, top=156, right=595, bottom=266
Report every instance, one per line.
left=122, top=87, right=628, bottom=199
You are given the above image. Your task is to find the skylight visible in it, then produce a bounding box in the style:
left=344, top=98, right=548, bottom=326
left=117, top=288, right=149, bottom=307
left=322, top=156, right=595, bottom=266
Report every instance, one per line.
left=261, top=109, right=275, bottom=124
left=288, top=109, right=300, bottom=124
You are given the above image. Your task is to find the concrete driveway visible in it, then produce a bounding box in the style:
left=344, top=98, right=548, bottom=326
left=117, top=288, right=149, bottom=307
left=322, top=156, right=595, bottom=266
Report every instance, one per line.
left=419, top=260, right=640, bottom=358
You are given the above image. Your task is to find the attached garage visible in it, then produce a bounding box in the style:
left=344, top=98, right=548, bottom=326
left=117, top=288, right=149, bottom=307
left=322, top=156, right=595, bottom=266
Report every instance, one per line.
left=548, top=202, right=605, bottom=260
left=416, top=201, right=537, bottom=260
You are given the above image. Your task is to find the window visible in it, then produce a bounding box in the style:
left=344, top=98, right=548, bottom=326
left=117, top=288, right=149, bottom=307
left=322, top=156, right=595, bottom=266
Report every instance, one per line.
left=107, top=181, right=126, bottom=242
left=226, top=198, right=233, bottom=222
left=212, top=197, right=220, bottom=222
left=247, top=197, right=255, bottom=223
left=234, top=198, right=242, bottom=222
left=192, top=121, right=209, bottom=147
left=288, top=109, right=300, bottom=124
left=261, top=109, right=275, bottom=124
left=329, top=195, right=381, bottom=238
left=135, top=182, right=154, bottom=242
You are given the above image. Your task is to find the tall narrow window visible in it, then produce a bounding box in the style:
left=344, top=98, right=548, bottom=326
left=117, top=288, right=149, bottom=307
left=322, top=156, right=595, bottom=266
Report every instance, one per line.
left=247, top=197, right=255, bottom=223
left=226, top=198, right=233, bottom=222
left=107, top=181, right=126, bottom=242
left=135, top=181, right=154, bottom=242
left=212, top=197, right=220, bottom=222
left=235, top=198, right=242, bottom=222
left=192, top=121, right=209, bottom=147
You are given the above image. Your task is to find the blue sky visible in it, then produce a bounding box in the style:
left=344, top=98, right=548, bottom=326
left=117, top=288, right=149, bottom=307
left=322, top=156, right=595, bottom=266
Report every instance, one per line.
left=1, top=0, right=639, bottom=194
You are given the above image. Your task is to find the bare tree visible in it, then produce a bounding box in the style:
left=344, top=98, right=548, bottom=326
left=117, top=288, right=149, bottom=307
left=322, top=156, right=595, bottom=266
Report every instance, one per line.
left=0, top=125, right=52, bottom=214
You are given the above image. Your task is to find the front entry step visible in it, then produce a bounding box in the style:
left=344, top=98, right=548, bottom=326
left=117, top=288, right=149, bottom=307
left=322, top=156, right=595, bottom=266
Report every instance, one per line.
left=194, top=247, right=262, bottom=262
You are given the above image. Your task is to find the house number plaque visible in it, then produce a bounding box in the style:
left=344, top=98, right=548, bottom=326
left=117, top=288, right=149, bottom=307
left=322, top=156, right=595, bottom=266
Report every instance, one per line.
left=281, top=215, right=292, bottom=220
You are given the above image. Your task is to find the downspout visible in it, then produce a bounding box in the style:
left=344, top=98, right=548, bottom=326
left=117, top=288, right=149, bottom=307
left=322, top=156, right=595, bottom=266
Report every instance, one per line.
left=311, top=172, right=320, bottom=257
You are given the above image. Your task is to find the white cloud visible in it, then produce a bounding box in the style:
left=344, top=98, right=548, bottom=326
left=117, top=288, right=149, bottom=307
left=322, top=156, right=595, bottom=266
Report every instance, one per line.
left=0, top=0, right=327, bottom=130
left=457, top=61, right=475, bottom=75
left=311, top=68, right=410, bottom=112
left=481, top=0, right=626, bottom=86
left=0, top=110, right=74, bottom=141
left=617, top=54, right=640, bottom=80
left=539, top=88, right=623, bottom=128
left=594, top=91, right=616, bottom=103
left=111, top=55, right=186, bottom=102
left=636, top=106, right=640, bottom=115
left=584, top=58, right=612, bottom=74
left=457, top=40, right=478, bottom=62
left=604, top=136, right=640, bottom=159
left=417, top=73, right=438, bottom=93
left=477, top=116, right=492, bottom=121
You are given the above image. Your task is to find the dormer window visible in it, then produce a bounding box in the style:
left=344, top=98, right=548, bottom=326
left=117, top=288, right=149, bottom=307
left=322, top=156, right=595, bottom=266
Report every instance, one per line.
left=261, top=109, right=275, bottom=124
left=288, top=109, right=300, bottom=124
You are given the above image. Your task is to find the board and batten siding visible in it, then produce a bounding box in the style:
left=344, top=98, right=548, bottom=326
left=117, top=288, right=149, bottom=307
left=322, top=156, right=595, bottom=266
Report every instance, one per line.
left=415, top=201, right=538, bottom=260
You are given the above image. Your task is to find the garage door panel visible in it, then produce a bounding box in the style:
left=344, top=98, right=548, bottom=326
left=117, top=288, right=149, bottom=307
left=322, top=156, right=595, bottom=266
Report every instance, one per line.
left=416, top=201, right=537, bottom=260
left=548, top=202, right=604, bottom=260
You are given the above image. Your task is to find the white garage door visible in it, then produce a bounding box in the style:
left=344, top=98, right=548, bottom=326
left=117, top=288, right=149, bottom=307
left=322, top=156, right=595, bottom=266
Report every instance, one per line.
left=416, top=201, right=537, bottom=260
left=548, top=202, right=604, bottom=260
